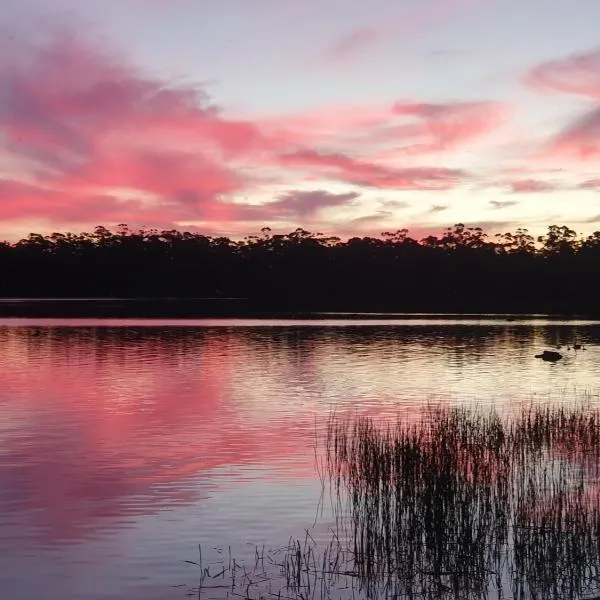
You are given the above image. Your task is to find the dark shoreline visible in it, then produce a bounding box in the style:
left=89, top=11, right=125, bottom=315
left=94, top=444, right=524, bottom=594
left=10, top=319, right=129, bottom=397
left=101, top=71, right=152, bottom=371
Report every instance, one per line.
left=2, top=225, right=599, bottom=318
left=0, top=297, right=596, bottom=319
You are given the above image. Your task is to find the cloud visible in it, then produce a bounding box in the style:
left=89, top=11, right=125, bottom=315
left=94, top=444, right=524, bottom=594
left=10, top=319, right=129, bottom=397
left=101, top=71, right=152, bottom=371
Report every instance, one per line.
left=579, top=178, right=600, bottom=190
left=525, top=49, right=600, bottom=100
left=346, top=212, right=394, bottom=226
left=320, top=0, right=480, bottom=63
left=0, top=25, right=500, bottom=234
left=0, top=31, right=296, bottom=228
left=324, top=27, right=380, bottom=62
left=508, top=179, right=558, bottom=193
left=0, top=178, right=209, bottom=225
left=428, top=204, right=447, bottom=213
left=260, top=106, right=394, bottom=145
left=489, top=199, right=519, bottom=209
left=0, top=32, right=279, bottom=165
left=464, top=220, right=515, bottom=231
left=324, top=211, right=405, bottom=241
left=266, top=100, right=505, bottom=160
left=61, top=149, right=245, bottom=211
left=261, top=189, right=361, bottom=219
left=525, top=49, right=600, bottom=162
left=279, top=149, right=466, bottom=190
left=388, top=100, right=506, bottom=152
left=545, top=107, right=600, bottom=160
left=0, top=31, right=282, bottom=172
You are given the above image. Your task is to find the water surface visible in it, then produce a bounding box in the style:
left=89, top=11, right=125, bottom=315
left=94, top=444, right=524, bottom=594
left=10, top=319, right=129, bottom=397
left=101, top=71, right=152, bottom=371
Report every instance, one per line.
left=1, top=317, right=599, bottom=599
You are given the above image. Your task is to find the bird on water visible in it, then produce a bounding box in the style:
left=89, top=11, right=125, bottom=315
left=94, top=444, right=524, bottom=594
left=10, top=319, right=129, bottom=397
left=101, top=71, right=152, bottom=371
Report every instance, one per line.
left=535, top=350, right=562, bottom=362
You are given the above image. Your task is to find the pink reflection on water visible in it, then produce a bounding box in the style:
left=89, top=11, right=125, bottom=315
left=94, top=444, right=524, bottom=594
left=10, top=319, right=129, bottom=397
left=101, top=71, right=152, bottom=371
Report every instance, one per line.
left=0, top=327, right=322, bottom=542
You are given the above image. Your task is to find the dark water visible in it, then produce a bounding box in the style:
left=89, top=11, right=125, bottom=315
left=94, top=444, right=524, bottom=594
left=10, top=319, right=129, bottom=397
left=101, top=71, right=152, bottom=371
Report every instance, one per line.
left=1, top=317, right=599, bottom=599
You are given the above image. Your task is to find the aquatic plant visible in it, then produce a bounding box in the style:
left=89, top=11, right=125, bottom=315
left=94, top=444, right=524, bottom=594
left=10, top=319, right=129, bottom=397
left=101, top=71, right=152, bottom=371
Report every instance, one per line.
left=187, top=405, right=600, bottom=600
left=326, top=405, right=600, bottom=600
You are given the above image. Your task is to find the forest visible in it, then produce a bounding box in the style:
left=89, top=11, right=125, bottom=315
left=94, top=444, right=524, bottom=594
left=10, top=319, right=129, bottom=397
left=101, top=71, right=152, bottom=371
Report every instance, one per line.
left=0, top=223, right=598, bottom=315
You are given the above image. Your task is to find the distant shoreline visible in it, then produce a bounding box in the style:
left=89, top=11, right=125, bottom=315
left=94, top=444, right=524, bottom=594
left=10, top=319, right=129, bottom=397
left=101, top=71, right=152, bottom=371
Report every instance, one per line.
left=2, top=224, right=598, bottom=316
left=0, top=297, right=596, bottom=319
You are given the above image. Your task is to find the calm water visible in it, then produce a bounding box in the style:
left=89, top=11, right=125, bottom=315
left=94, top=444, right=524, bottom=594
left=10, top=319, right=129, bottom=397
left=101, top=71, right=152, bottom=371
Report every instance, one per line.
left=1, top=317, right=600, bottom=599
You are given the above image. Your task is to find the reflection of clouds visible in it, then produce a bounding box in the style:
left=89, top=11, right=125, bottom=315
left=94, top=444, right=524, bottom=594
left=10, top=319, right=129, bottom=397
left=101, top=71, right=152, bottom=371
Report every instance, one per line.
left=0, top=327, right=318, bottom=542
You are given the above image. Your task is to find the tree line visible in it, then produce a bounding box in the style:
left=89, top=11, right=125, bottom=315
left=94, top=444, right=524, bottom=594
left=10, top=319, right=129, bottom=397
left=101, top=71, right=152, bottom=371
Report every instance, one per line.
left=0, top=223, right=598, bottom=314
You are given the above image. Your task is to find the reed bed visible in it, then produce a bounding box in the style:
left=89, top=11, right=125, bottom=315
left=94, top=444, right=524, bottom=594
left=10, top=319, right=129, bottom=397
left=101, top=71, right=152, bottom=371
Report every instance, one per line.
left=327, top=405, right=600, bottom=600
left=188, top=405, right=600, bottom=600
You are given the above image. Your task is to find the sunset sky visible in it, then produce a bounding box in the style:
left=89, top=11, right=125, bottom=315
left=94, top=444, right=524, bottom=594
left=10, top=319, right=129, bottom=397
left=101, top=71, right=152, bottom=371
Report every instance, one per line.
left=1, top=0, right=599, bottom=241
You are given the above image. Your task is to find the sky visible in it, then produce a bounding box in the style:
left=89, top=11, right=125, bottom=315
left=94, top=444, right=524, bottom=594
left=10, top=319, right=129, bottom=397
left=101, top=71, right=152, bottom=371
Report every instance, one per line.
left=0, top=0, right=599, bottom=241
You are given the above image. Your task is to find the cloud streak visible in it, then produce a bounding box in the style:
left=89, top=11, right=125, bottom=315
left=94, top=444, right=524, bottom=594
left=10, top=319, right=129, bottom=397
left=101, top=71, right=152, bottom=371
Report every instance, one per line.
left=508, top=179, right=559, bottom=194
left=489, top=200, right=519, bottom=209
left=262, top=190, right=361, bottom=219
left=324, top=27, right=380, bottom=62
left=525, top=49, right=600, bottom=100
left=579, top=178, right=600, bottom=190
left=546, top=107, right=600, bottom=160
left=390, top=101, right=506, bottom=152
left=279, top=149, right=467, bottom=190
left=321, top=0, right=482, bottom=62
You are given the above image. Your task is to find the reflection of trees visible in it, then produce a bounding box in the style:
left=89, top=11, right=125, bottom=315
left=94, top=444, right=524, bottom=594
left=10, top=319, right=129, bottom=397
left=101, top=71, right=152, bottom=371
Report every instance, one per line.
left=2, top=223, right=600, bottom=313
left=210, top=324, right=600, bottom=379
left=324, top=407, right=600, bottom=600
left=236, top=324, right=520, bottom=355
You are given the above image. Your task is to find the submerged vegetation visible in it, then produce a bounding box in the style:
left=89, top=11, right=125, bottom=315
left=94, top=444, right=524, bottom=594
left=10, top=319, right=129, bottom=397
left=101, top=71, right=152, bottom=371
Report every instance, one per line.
left=189, top=405, right=600, bottom=600
left=2, top=223, right=600, bottom=313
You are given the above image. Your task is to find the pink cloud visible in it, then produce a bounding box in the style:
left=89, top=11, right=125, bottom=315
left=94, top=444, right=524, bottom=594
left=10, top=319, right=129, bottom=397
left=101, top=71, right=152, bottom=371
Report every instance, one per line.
left=261, top=100, right=505, bottom=161
left=389, top=100, right=506, bottom=151
left=579, top=178, right=600, bottom=190
left=0, top=32, right=276, bottom=163
left=526, top=49, right=600, bottom=162
left=0, top=32, right=296, bottom=200
left=0, top=179, right=194, bottom=225
left=545, top=107, right=600, bottom=160
left=279, top=149, right=466, bottom=190
left=525, top=49, right=600, bottom=100
left=60, top=149, right=245, bottom=208
left=260, top=106, right=395, bottom=144
left=508, top=179, right=558, bottom=194
left=0, top=27, right=505, bottom=234
left=0, top=32, right=286, bottom=228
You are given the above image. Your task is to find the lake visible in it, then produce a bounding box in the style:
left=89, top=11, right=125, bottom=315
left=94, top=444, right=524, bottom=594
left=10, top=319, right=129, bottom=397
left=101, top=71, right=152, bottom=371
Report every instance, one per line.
left=1, top=316, right=600, bottom=599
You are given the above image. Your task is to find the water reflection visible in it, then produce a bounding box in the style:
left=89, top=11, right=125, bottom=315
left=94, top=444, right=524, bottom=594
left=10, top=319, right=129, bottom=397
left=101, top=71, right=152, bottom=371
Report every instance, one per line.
left=1, top=319, right=600, bottom=598
left=0, top=328, right=320, bottom=543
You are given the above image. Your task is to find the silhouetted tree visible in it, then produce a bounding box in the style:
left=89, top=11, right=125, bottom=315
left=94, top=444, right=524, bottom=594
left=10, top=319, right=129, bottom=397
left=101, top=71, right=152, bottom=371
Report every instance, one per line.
left=0, top=223, right=596, bottom=314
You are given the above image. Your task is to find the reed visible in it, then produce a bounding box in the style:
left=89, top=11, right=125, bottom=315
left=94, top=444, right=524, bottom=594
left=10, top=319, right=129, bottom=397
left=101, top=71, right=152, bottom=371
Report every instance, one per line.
left=187, top=404, right=600, bottom=600
left=327, top=405, right=600, bottom=599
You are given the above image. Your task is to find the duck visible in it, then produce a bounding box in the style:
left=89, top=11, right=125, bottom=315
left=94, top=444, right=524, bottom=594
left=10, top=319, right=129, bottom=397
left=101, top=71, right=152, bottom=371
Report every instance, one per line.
left=535, top=350, right=563, bottom=362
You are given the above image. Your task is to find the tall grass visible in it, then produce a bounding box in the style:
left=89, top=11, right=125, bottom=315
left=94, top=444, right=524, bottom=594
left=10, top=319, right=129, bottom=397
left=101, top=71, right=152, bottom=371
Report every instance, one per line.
left=327, top=405, right=600, bottom=600
left=188, top=405, right=600, bottom=600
